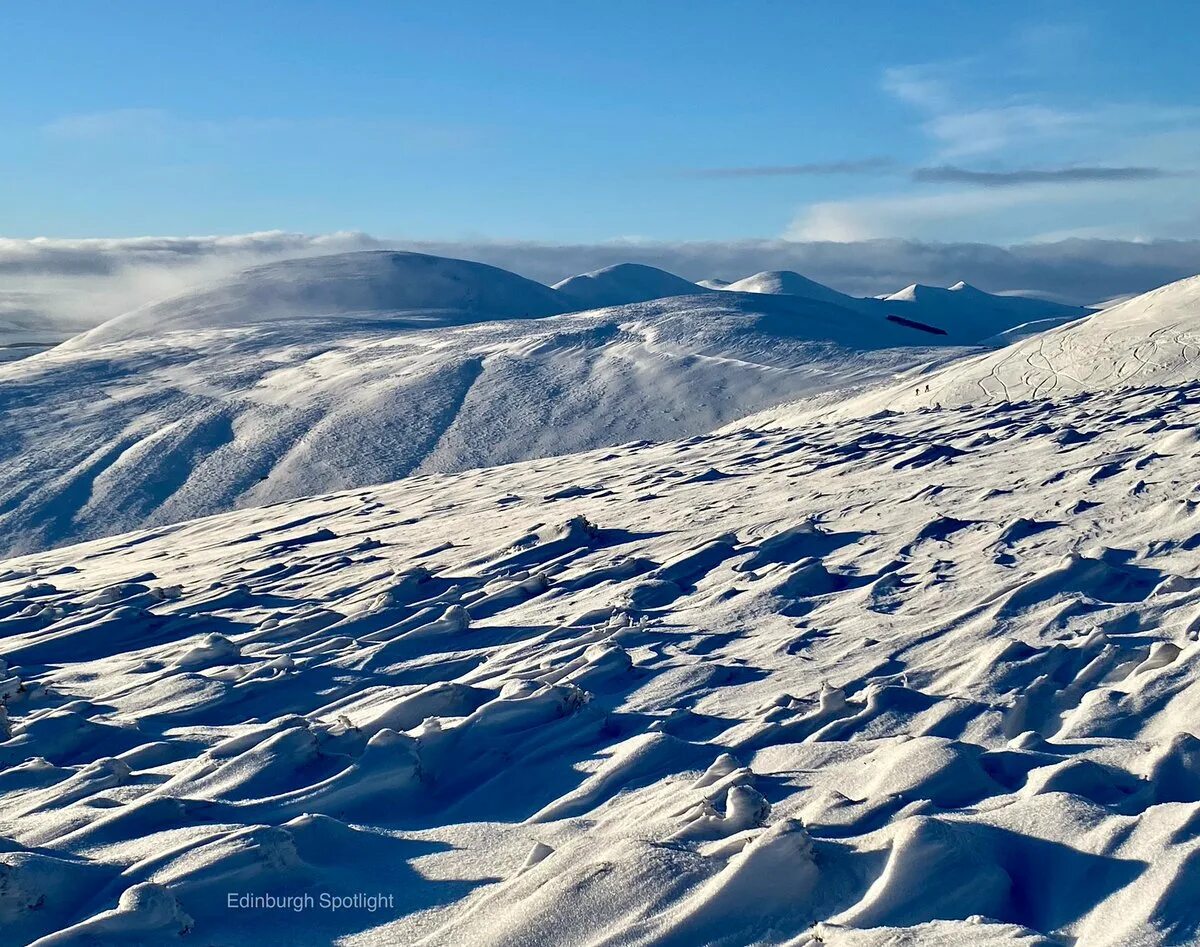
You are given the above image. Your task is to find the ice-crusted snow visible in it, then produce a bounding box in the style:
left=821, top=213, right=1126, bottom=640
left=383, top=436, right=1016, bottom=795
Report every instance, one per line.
left=2, top=269, right=1200, bottom=944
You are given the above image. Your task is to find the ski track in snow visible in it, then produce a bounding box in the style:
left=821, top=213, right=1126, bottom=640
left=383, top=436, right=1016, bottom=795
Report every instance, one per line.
left=6, top=371, right=1200, bottom=944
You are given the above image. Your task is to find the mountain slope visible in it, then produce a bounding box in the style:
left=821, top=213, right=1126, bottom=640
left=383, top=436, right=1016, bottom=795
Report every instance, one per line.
left=0, top=287, right=966, bottom=556
left=3, top=348, right=1200, bottom=944
left=552, top=263, right=712, bottom=308
left=857, top=273, right=1200, bottom=411
left=64, top=250, right=573, bottom=350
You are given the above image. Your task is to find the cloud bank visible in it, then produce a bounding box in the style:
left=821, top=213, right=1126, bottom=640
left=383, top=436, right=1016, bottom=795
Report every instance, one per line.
left=2, top=231, right=1198, bottom=334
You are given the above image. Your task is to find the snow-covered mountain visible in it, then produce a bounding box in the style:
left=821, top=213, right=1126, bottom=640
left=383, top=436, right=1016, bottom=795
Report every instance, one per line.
left=65, top=250, right=573, bottom=350
left=722, top=269, right=864, bottom=308
left=710, top=271, right=1092, bottom=342
left=552, top=262, right=712, bottom=309
left=878, top=280, right=1091, bottom=343
left=3, top=277, right=1200, bottom=942
left=0, top=268, right=971, bottom=556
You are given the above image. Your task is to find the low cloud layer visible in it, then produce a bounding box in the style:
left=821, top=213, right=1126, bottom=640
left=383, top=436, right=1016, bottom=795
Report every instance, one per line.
left=0, top=232, right=383, bottom=331
left=2, top=231, right=1198, bottom=335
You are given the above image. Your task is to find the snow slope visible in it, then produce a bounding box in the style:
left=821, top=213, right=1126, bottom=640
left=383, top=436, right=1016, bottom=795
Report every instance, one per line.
left=64, top=251, right=572, bottom=350
left=552, top=263, right=713, bottom=309
left=0, top=286, right=966, bottom=557
left=4, top=341, right=1200, bottom=943
left=859, top=274, right=1200, bottom=411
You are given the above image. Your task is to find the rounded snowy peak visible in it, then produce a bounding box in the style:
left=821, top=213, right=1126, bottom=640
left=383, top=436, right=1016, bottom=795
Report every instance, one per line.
left=66, top=250, right=571, bottom=349
left=552, top=263, right=710, bottom=309
left=723, top=270, right=853, bottom=306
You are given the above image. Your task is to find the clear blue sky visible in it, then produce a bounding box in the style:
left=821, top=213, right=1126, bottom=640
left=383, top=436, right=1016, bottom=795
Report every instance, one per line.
left=4, top=0, right=1198, bottom=244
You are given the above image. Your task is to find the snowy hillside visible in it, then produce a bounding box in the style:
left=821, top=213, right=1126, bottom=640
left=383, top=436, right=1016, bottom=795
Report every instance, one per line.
left=65, top=251, right=572, bottom=350
left=552, top=263, right=712, bottom=309
left=0, top=283, right=967, bottom=557
left=4, top=324, right=1200, bottom=942
left=856, top=274, right=1200, bottom=411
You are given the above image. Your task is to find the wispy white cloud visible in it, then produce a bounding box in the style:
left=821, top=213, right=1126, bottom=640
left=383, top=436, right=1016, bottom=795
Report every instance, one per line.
left=786, top=186, right=1081, bottom=242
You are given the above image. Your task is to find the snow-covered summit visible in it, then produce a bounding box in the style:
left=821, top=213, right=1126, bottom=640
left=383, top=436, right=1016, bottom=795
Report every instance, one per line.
left=64, top=250, right=572, bottom=350
left=723, top=270, right=860, bottom=307
left=552, top=262, right=711, bottom=309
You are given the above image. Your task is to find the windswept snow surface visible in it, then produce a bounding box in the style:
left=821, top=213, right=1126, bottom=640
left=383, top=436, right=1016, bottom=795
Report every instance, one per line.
left=5, top=346, right=1200, bottom=943
left=0, top=286, right=967, bottom=557
left=552, top=263, right=713, bottom=309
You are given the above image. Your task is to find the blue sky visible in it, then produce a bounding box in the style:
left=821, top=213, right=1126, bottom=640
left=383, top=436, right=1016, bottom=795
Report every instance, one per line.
left=3, top=0, right=1199, bottom=244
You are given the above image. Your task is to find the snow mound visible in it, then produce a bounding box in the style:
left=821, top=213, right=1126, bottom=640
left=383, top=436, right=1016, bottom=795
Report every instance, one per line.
left=64, top=250, right=572, bottom=349
left=552, top=263, right=712, bottom=308
left=724, top=270, right=860, bottom=307
left=696, top=277, right=732, bottom=290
